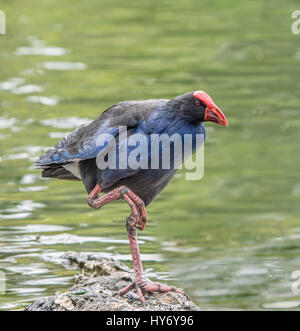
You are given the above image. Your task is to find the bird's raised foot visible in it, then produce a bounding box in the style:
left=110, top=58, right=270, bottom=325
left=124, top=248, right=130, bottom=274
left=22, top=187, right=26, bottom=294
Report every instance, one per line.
left=126, top=213, right=147, bottom=232
left=87, top=184, right=148, bottom=231
left=118, top=279, right=190, bottom=303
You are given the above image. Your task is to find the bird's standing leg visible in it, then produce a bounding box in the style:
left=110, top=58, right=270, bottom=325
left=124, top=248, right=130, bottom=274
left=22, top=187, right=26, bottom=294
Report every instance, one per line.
left=88, top=184, right=188, bottom=302
left=119, top=214, right=189, bottom=303
left=87, top=184, right=147, bottom=230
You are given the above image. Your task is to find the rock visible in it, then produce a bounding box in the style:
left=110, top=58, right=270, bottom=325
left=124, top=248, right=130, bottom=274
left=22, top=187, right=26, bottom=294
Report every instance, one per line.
left=25, top=252, right=198, bottom=311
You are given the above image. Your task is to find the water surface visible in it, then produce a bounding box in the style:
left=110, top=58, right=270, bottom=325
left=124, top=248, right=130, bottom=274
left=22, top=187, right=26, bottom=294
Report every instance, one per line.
left=0, top=0, right=300, bottom=310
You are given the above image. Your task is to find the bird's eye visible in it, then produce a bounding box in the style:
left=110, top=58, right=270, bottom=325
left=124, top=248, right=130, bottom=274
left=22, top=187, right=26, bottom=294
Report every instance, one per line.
left=195, top=100, right=201, bottom=106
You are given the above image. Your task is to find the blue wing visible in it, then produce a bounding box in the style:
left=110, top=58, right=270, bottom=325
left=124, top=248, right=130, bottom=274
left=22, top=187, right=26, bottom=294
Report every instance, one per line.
left=35, top=99, right=168, bottom=168
left=35, top=122, right=119, bottom=166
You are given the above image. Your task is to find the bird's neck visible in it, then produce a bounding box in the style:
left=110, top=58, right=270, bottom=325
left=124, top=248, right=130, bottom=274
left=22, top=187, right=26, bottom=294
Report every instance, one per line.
left=141, top=103, right=205, bottom=138
left=162, top=104, right=205, bottom=136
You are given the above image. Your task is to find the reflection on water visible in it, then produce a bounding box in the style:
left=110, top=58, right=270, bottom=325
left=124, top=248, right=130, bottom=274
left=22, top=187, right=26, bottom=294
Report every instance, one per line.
left=40, top=117, right=91, bottom=129
left=0, top=78, right=25, bottom=91
left=41, top=62, right=87, bottom=71
left=37, top=233, right=130, bottom=245
left=0, top=224, right=71, bottom=234
left=18, top=187, right=47, bottom=193
left=0, top=0, right=300, bottom=311
left=49, top=132, right=70, bottom=139
left=262, top=301, right=300, bottom=309
left=0, top=117, right=17, bottom=129
left=20, top=174, right=42, bottom=185
left=16, top=47, right=68, bottom=57
left=12, top=85, right=44, bottom=95
left=16, top=38, right=68, bottom=57
left=25, top=96, right=59, bottom=106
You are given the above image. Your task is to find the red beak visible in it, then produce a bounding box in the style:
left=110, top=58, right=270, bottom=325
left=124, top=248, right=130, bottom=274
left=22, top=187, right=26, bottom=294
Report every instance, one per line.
left=204, top=106, right=228, bottom=126
left=193, top=91, right=228, bottom=126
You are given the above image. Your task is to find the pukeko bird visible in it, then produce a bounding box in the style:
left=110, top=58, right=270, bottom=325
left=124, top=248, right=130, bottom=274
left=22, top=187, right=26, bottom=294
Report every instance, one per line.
left=35, top=90, right=228, bottom=302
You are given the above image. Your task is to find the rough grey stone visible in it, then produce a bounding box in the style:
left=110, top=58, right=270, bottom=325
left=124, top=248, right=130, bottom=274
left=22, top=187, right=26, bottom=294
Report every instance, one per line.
left=25, top=252, right=198, bottom=311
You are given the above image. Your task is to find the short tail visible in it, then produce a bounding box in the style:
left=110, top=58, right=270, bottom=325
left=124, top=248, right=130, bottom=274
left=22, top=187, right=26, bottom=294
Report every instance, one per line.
left=41, top=166, right=80, bottom=181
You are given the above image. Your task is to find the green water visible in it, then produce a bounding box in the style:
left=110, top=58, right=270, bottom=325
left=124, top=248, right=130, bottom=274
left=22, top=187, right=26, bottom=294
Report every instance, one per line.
left=0, top=0, right=300, bottom=310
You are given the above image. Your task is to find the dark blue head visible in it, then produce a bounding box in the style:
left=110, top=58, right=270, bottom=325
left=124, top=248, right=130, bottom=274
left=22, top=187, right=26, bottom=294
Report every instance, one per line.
left=169, top=90, right=228, bottom=126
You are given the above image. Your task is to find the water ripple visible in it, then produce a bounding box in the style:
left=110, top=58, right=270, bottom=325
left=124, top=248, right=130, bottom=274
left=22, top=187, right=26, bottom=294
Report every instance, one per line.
left=12, top=85, right=44, bottom=95
left=40, top=117, right=91, bottom=129
left=16, top=46, right=68, bottom=56
left=25, top=96, right=59, bottom=106
left=42, top=62, right=87, bottom=70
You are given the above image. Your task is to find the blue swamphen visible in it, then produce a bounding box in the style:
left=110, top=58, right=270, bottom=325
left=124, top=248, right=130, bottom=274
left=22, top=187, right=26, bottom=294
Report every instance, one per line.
left=36, top=90, right=228, bottom=302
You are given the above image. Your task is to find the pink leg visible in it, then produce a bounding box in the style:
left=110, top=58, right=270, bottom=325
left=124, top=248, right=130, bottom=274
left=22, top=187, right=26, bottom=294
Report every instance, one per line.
left=125, top=190, right=147, bottom=230
left=88, top=184, right=147, bottom=230
left=87, top=185, right=188, bottom=302
left=119, top=215, right=190, bottom=303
